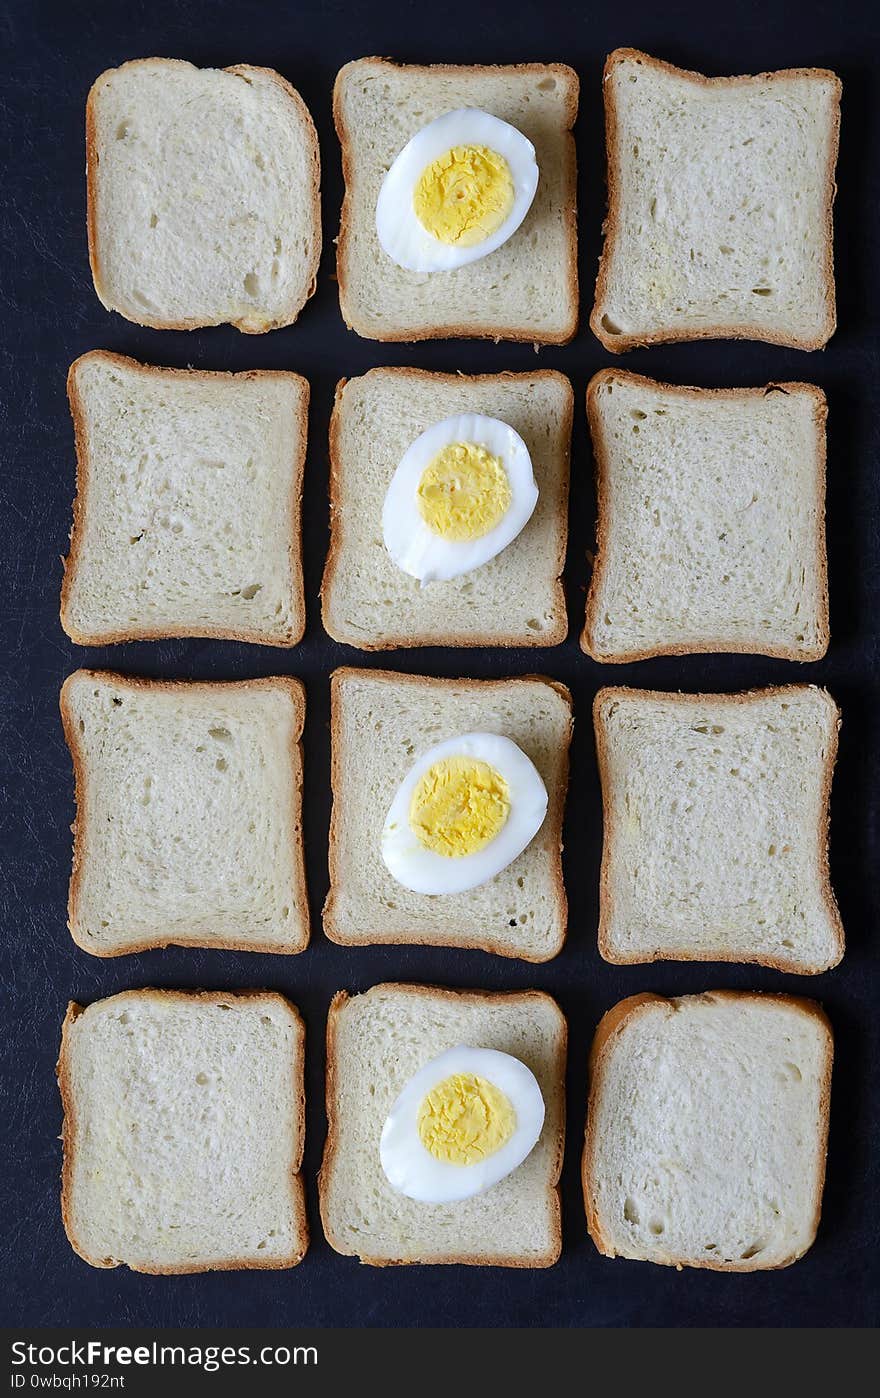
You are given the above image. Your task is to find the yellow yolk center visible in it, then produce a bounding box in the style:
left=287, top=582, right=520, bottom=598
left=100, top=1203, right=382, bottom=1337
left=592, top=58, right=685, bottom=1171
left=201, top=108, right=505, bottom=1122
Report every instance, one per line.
left=409, top=757, right=511, bottom=858
left=417, top=1073, right=516, bottom=1165
left=416, top=442, right=512, bottom=541
left=413, top=144, right=515, bottom=246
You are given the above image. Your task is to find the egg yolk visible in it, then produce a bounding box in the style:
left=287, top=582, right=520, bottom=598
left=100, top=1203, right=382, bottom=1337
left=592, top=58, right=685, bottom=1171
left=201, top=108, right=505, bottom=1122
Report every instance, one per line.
left=416, top=442, right=512, bottom=541
left=418, top=1073, right=516, bottom=1165
left=413, top=144, right=515, bottom=247
left=409, top=756, right=511, bottom=857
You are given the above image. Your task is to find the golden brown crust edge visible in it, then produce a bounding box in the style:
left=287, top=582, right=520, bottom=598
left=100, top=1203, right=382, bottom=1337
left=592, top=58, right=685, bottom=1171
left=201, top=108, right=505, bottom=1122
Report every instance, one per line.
left=581, top=370, right=831, bottom=663
left=582, top=989, right=834, bottom=1270
left=333, top=58, right=579, bottom=346
left=322, top=667, right=572, bottom=960
left=86, top=59, right=321, bottom=334
left=61, top=350, right=308, bottom=648
left=58, top=988, right=309, bottom=1273
left=589, top=48, right=841, bottom=353
left=60, top=669, right=310, bottom=957
left=318, top=983, right=566, bottom=1267
left=591, top=684, right=844, bottom=973
left=320, top=367, right=572, bottom=649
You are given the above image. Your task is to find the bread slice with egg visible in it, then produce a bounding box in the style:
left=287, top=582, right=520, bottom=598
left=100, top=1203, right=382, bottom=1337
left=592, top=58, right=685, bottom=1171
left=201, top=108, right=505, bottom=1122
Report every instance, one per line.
left=594, top=686, right=844, bottom=973
left=319, top=983, right=566, bottom=1266
left=582, top=370, right=830, bottom=662
left=61, top=670, right=309, bottom=956
left=322, top=368, right=571, bottom=648
left=59, top=989, right=308, bottom=1272
left=334, top=58, right=578, bottom=343
left=324, top=669, right=571, bottom=960
left=87, top=58, right=320, bottom=332
left=61, top=351, right=307, bottom=647
left=591, top=49, right=840, bottom=351
left=583, top=991, right=833, bottom=1270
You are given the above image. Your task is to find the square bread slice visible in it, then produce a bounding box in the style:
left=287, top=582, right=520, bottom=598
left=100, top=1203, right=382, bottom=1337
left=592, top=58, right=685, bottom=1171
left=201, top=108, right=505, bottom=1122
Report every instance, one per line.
left=334, top=58, right=578, bottom=343
left=319, top=983, right=566, bottom=1266
left=61, top=352, right=307, bottom=647
left=591, top=49, right=841, bottom=351
left=583, top=991, right=833, bottom=1270
left=87, top=59, right=320, bottom=332
left=61, top=670, right=309, bottom=956
left=594, top=686, right=844, bottom=973
left=322, top=368, right=572, bottom=648
left=324, top=669, right=571, bottom=960
left=583, top=370, right=829, bottom=662
left=58, top=989, right=307, bottom=1272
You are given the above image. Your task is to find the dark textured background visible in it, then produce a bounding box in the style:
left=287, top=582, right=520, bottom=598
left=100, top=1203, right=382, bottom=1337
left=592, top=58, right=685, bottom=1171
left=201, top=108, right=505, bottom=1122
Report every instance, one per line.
left=1, top=0, right=878, bottom=1329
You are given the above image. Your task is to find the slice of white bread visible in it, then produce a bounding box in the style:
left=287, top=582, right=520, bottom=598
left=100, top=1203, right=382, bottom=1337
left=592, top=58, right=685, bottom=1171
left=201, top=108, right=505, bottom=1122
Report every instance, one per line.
left=58, top=989, right=307, bottom=1272
left=583, top=991, right=833, bottom=1270
left=334, top=58, right=578, bottom=343
left=594, top=686, right=844, bottom=973
left=583, top=370, right=829, bottom=662
left=60, top=355, right=304, bottom=648
left=87, top=59, right=320, bottom=332
left=591, top=49, right=841, bottom=351
left=322, top=368, right=571, bottom=648
left=319, top=983, right=566, bottom=1266
left=61, top=671, right=309, bottom=956
left=324, top=669, right=571, bottom=960
left=61, top=352, right=307, bottom=647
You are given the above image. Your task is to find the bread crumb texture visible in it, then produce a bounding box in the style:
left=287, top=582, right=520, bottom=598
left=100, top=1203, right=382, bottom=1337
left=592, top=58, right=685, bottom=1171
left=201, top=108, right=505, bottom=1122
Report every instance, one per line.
left=62, top=672, right=308, bottom=955
left=592, top=51, right=839, bottom=350
left=60, top=991, right=307, bottom=1272
left=585, top=992, right=832, bottom=1270
left=584, top=373, right=829, bottom=661
left=88, top=60, right=320, bottom=331
left=62, top=353, right=307, bottom=646
left=595, top=686, right=843, bottom=971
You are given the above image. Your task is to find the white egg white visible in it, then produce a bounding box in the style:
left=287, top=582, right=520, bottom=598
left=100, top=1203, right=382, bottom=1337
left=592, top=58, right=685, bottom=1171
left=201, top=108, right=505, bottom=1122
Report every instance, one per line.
left=380, top=1045, right=546, bottom=1203
left=381, top=732, right=548, bottom=895
left=382, top=413, right=538, bottom=584
left=376, top=108, right=539, bottom=272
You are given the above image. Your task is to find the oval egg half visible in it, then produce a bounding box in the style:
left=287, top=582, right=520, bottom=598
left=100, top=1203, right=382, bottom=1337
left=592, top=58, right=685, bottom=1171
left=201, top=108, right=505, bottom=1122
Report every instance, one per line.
left=381, top=731, right=548, bottom=895
left=376, top=108, right=539, bottom=272
left=383, top=413, right=538, bottom=584
left=380, top=1045, right=546, bottom=1203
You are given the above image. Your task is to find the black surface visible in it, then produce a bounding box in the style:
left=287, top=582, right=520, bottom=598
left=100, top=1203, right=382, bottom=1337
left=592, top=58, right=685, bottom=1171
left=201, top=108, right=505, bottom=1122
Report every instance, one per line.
left=2, top=0, right=878, bottom=1330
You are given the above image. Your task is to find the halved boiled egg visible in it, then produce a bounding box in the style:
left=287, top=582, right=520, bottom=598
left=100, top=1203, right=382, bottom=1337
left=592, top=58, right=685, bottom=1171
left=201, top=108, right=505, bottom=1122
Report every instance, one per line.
left=381, top=732, right=548, bottom=895
left=380, top=1045, right=545, bottom=1203
left=382, top=413, right=538, bottom=584
left=376, top=109, right=539, bottom=272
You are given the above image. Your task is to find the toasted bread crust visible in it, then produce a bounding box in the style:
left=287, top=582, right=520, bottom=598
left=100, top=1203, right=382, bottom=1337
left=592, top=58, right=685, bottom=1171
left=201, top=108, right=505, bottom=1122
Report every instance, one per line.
left=582, top=370, right=831, bottom=662
left=322, top=667, right=571, bottom=959
left=582, top=990, right=834, bottom=1270
left=590, top=48, right=841, bottom=352
left=320, top=367, right=572, bottom=649
left=318, top=982, right=566, bottom=1267
left=86, top=59, right=321, bottom=333
left=333, top=58, right=579, bottom=345
left=60, top=670, right=310, bottom=956
left=592, top=685, right=844, bottom=972
left=61, top=351, right=308, bottom=647
left=58, top=988, right=308, bottom=1273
